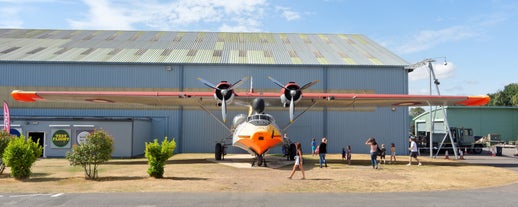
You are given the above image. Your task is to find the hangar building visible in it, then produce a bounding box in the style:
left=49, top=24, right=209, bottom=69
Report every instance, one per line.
left=0, top=29, right=411, bottom=157
left=414, top=106, right=518, bottom=143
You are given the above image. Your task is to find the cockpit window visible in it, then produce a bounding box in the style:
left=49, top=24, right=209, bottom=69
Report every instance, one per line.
left=247, top=114, right=272, bottom=122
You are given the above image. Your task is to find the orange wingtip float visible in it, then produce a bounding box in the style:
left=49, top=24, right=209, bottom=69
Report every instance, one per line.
left=11, top=90, right=42, bottom=102
left=457, top=95, right=491, bottom=106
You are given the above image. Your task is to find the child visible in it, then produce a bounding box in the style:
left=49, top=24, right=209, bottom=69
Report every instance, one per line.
left=341, top=147, right=346, bottom=160
left=390, top=143, right=396, bottom=164
left=346, top=145, right=352, bottom=165
left=380, top=144, right=387, bottom=164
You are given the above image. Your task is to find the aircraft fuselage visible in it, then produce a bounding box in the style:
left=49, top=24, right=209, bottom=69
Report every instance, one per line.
left=232, top=113, right=283, bottom=156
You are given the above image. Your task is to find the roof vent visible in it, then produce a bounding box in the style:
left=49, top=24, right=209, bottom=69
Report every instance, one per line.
left=1, top=47, right=21, bottom=54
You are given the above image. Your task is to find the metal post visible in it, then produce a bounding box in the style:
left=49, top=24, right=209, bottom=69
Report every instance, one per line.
left=429, top=61, right=433, bottom=158
left=428, top=62, right=458, bottom=159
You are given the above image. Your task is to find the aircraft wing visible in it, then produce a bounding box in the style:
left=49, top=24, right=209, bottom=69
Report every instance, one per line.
left=10, top=90, right=217, bottom=106
left=292, top=93, right=490, bottom=108
left=11, top=90, right=489, bottom=108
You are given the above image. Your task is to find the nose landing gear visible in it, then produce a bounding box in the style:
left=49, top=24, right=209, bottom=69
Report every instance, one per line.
left=251, top=154, right=267, bottom=167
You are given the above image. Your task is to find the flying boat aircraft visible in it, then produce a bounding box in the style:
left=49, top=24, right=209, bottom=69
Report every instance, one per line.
left=10, top=76, right=490, bottom=166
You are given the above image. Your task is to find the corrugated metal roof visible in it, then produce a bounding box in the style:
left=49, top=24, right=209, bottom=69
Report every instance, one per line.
left=0, top=29, right=409, bottom=66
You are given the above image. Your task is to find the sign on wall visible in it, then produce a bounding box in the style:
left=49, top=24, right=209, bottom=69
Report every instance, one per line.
left=75, top=128, right=94, bottom=145
left=51, top=128, right=71, bottom=148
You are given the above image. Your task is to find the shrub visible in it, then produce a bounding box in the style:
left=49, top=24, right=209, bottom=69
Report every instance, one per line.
left=3, top=135, right=42, bottom=179
left=0, top=130, right=16, bottom=174
left=0, top=130, right=15, bottom=155
left=66, top=129, right=114, bottom=180
left=145, top=137, right=176, bottom=178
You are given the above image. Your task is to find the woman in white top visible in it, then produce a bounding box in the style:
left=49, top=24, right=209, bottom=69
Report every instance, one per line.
left=288, top=142, right=306, bottom=179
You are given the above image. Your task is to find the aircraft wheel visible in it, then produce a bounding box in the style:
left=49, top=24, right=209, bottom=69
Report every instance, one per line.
left=472, top=146, right=483, bottom=154
left=215, top=143, right=223, bottom=160
left=257, top=155, right=263, bottom=166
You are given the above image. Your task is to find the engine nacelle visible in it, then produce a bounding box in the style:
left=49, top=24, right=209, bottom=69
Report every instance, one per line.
left=279, top=82, right=302, bottom=107
left=213, top=81, right=235, bottom=105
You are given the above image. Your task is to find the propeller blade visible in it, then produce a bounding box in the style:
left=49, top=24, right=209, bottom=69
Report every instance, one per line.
left=289, top=96, right=294, bottom=123
left=267, top=76, right=286, bottom=89
left=229, top=76, right=250, bottom=90
left=221, top=96, right=227, bottom=123
left=271, top=130, right=275, bottom=139
left=300, top=80, right=320, bottom=91
left=197, top=77, right=218, bottom=90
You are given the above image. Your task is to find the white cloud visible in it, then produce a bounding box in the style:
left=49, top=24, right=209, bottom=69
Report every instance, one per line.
left=66, top=0, right=268, bottom=32
left=396, top=26, right=479, bottom=54
left=276, top=6, right=300, bottom=21
left=0, top=7, right=23, bottom=28
left=409, top=61, right=455, bottom=81
left=67, top=0, right=136, bottom=30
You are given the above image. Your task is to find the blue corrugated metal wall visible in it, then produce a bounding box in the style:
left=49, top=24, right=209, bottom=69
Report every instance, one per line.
left=2, top=62, right=410, bottom=155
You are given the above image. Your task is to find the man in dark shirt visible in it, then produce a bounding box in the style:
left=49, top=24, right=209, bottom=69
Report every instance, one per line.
left=319, top=137, right=328, bottom=168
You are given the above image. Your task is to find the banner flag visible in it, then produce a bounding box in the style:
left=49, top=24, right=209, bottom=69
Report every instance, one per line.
left=3, top=101, right=10, bottom=132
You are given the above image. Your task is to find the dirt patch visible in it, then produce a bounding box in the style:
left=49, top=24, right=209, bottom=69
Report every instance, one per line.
left=1, top=153, right=517, bottom=193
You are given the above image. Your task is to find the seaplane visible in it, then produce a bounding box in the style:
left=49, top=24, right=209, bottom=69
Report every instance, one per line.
left=10, top=76, right=490, bottom=166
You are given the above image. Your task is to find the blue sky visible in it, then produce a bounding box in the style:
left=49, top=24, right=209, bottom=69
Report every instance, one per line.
left=1, top=0, right=516, bottom=96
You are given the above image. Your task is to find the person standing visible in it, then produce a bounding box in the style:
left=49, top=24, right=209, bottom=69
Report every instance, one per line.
left=288, top=142, right=306, bottom=179
left=390, top=143, right=397, bottom=164
left=407, top=137, right=422, bottom=166
left=346, top=145, right=352, bottom=165
left=319, top=137, right=328, bottom=168
left=365, top=137, right=379, bottom=169
left=380, top=144, right=387, bottom=164
left=311, top=138, right=317, bottom=156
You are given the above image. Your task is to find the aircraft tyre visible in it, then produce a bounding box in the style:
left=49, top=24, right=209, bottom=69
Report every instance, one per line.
left=215, top=143, right=223, bottom=160
left=257, top=155, right=263, bottom=166
left=472, top=145, right=483, bottom=154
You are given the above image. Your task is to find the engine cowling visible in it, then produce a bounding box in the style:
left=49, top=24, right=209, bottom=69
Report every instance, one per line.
left=213, top=81, right=235, bottom=105
left=280, top=82, right=302, bottom=107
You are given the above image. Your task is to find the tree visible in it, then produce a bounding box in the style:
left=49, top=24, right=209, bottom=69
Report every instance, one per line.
left=488, top=83, right=518, bottom=106
left=66, top=129, right=114, bottom=180
left=3, top=135, right=42, bottom=179
left=409, top=107, right=426, bottom=118
left=145, top=137, right=176, bottom=178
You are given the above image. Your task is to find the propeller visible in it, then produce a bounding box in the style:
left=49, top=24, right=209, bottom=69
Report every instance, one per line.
left=267, top=76, right=319, bottom=123
left=289, top=95, right=294, bottom=122
left=198, top=77, right=218, bottom=89
left=267, top=76, right=285, bottom=89
left=198, top=77, right=249, bottom=123
left=300, top=79, right=320, bottom=90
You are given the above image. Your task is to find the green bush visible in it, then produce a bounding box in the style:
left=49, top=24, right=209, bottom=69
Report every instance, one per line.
left=66, top=129, right=114, bottom=180
left=3, top=135, right=42, bottom=179
left=0, top=130, right=16, bottom=174
left=0, top=130, right=15, bottom=155
left=145, top=137, right=176, bottom=178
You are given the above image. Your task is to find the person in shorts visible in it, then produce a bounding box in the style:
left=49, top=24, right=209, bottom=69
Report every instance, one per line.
left=288, top=142, right=306, bottom=179
left=407, top=137, right=422, bottom=166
